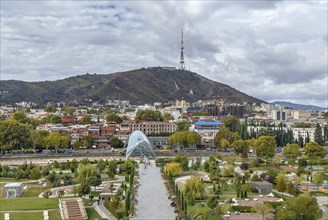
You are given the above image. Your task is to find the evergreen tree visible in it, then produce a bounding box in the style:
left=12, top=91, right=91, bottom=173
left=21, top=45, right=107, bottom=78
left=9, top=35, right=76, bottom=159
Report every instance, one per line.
left=314, top=124, right=323, bottom=145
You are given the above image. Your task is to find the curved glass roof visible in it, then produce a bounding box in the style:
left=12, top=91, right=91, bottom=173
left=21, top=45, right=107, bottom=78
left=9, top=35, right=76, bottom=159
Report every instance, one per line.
left=126, top=130, right=155, bottom=158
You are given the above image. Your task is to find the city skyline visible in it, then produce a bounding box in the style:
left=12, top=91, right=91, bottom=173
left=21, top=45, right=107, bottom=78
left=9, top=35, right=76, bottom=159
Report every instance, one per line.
left=1, top=1, right=327, bottom=107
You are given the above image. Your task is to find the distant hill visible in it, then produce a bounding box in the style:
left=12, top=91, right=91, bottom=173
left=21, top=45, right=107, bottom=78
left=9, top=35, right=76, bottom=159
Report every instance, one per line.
left=0, top=67, right=263, bottom=105
left=272, top=101, right=326, bottom=111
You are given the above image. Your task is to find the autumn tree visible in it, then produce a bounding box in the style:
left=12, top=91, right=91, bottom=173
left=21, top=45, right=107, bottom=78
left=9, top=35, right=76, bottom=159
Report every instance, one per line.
left=46, top=132, right=61, bottom=152
left=183, top=177, right=205, bottom=205
left=78, top=115, right=92, bottom=125
left=304, top=142, right=326, bottom=158
left=232, top=139, right=250, bottom=158
left=276, top=173, right=288, bottom=194
left=255, top=136, right=277, bottom=159
left=283, top=143, right=302, bottom=164
left=165, top=162, right=182, bottom=176
left=214, top=127, right=240, bottom=148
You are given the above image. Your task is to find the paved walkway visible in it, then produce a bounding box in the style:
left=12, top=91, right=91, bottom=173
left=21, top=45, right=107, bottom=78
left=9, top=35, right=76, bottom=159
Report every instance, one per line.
left=316, top=196, right=328, bottom=220
left=92, top=202, right=116, bottom=220
left=133, top=160, right=176, bottom=220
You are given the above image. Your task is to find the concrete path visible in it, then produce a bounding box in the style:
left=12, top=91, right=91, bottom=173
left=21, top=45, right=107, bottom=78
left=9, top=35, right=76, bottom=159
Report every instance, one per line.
left=272, top=189, right=294, bottom=198
left=133, top=160, right=176, bottom=220
left=316, top=196, right=328, bottom=220
left=92, top=202, right=116, bottom=220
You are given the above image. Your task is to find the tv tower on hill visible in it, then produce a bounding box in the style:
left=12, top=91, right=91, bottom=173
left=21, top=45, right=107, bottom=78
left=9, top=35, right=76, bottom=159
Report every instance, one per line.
left=179, top=30, right=185, bottom=70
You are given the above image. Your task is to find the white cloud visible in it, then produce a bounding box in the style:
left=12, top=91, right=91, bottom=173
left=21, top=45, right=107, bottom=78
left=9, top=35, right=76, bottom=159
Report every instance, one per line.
left=0, top=0, right=327, bottom=107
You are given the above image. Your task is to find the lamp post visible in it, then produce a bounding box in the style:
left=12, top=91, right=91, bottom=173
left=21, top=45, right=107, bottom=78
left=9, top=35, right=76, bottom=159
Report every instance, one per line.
left=300, top=213, right=303, bottom=220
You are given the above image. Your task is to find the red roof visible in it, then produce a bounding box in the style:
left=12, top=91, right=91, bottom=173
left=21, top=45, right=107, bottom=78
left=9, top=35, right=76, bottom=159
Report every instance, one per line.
left=62, top=118, right=76, bottom=123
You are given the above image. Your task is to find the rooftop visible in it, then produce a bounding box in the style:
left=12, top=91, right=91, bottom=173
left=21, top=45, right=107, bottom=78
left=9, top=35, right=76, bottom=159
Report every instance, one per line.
left=4, top=182, right=23, bottom=187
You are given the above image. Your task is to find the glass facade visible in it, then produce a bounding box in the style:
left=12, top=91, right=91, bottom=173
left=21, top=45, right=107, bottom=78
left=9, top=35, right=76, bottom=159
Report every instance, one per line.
left=126, top=130, right=155, bottom=158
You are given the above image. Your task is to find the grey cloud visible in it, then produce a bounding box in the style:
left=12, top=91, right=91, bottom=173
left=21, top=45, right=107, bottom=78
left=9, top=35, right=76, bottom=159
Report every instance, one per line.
left=0, top=1, right=327, bottom=106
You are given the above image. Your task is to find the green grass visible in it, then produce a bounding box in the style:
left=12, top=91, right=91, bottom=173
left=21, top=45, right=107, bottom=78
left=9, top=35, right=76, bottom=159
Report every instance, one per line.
left=188, top=203, right=211, bottom=218
left=324, top=204, right=328, bottom=208
left=0, top=212, right=43, bottom=220
left=22, top=186, right=51, bottom=197
left=0, top=197, right=59, bottom=211
left=0, top=183, right=5, bottom=187
left=86, top=208, right=106, bottom=220
left=48, top=210, right=62, bottom=220
left=0, top=178, right=30, bottom=183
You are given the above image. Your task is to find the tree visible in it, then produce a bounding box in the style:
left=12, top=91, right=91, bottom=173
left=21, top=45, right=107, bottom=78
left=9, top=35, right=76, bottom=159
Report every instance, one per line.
left=78, top=180, right=91, bottom=197
left=43, top=190, right=52, bottom=199
left=174, top=156, right=189, bottom=171
left=60, top=135, right=71, bottom=149
left=220, top=139, right=230, bottom=151
left=206, top=196, right=217, bottom=209
left=276, top=173, right=288, bottom=194
left=252, top=203, right=273, bottom=220
left=29, top=167, right=41, bottom=180
left=30, top=130, right=50, bottom=152
left=304, top=142, right=326, bottom=158
left=312, top=172, right=324, bottom=187
left=255, top=136, right=277, bottom=159
left=314, top=124, right=323, bottom=145
left=136, top=110, right=163, bottom=122
left=110, top=194, right=122, bottom=209
left=81, top=136, right=92, bottom=148
left=78, top=115, right=92, bottom=125
left=46, top=132, right=61, bottom=152
left=110, top=137, right=124, bottom=148
left=183, top=177, right=204, bottom=205
left=88, top=175, right=102, bottom=190
left=232, top=139, right=250, bottom=158
left=0, top=120, right=31, bottom=154
left=70, top=159, right=78, bottom=173
left=106, top=160, right=118, bottom=179
left=163, top=112, right=174, bottom=121
left=78, top=164, right=98, bottom=181
left=165, top=162, right=182, bottom=176
left=283, top=143, right=302, bottom=164
left=214, top=127, right=240, bottom=148
left=97, top=159, right=107, bottom=173
left=223, top=115, right=240, bottom=132
left=106, top=113, right=122, bottom=123
left=176, top=121, right=191, bottom=131
left=276, top=194, right=322, bottom=220
left=168, top=131, right=201, bottom=148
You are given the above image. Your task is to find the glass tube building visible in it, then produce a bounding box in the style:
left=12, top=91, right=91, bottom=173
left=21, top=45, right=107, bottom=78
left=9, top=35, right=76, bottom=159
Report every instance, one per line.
left=126, top=130, right=156, bottom=158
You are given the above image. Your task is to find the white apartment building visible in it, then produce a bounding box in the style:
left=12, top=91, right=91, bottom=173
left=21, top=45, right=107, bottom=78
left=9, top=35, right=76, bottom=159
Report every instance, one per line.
left=128, top=121, right=177, bottom=135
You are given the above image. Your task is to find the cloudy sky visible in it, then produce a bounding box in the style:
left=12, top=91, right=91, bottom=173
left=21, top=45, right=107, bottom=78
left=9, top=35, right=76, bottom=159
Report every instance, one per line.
left=1, top=1, right=327, bottom=107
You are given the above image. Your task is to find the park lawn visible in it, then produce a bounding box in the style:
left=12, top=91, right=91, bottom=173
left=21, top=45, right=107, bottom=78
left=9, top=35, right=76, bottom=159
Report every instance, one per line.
left=48, top=210, right=62, bottom=220
left=187, top=203, right=212, bottom=219
left=0, top=178, right=30, bottom=183
left=0, top=183, right=5, bottom=187
left=86, top=208, right=106, bottom=220
left=22, top=186, right=51, bottom=197
left=0, top=197, right=59, bottom=211
left=0, top=211, right=43, bottom=220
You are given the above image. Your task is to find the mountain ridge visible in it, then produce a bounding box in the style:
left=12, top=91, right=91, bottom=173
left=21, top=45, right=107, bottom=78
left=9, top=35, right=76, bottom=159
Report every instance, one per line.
left=0, top=67, right=263, bottom=105
left=271, top=101, right=326, bottom=110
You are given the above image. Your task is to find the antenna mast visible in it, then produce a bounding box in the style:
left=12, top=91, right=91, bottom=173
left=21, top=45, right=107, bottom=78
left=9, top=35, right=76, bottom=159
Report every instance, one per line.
left=179, top=30, right=185, bottom=70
